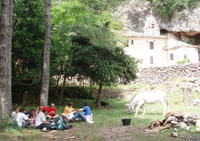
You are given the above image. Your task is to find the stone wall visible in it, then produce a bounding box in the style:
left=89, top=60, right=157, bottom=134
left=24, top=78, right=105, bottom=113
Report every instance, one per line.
left=138, top=63, right=200, bottom=84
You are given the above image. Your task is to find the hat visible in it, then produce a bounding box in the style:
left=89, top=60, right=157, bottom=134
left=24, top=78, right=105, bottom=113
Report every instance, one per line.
left=83, top=102, right=89, bottom=106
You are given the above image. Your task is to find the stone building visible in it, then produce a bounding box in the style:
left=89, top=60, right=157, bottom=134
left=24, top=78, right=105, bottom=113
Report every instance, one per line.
left=124, top=12, right=200, bottom=68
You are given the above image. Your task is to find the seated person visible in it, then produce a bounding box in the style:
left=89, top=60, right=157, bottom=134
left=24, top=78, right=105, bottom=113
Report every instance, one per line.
left=35, top=107, right=52, bottom=131
left=16, top=107, right=30, bottom=127
left=25, top=108, right=37, bottom=127
left=48, top=103, right=59, bottom=119
left=71, top=102, right=94, bottom=123
left=63, top=103, right=75, bottom=120
left=42, top=106, right=50, bottom=112
left=25, top=108, right=37, bottom=118
left=11, top=106, right=19, bottom=120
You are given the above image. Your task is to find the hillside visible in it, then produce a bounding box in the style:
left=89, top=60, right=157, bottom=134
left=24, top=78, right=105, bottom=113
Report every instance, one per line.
left=115, top=0, right=200, bottom=44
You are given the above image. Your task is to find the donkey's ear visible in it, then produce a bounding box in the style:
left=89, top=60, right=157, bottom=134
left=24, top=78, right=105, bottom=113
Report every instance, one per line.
left=125, top=104, right=130, bottom=106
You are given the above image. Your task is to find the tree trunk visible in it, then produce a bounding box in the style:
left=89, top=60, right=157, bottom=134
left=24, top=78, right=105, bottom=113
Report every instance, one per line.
left=55, top=73, right=61, bottom=95
left=89, top=79, right=93, bottom=98
left=55, top=65, right=63, bottom=96
left=60, top=71, right=67, bottom=104
left=0, top=0, right=13, bottom=120
left=96, top=80, right=103, bottom=108
left=40, top=0, right=51, bottom=106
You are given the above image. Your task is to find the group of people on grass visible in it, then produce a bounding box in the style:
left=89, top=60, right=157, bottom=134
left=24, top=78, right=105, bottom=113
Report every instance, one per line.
left=11, top=102, right=93, bottom=131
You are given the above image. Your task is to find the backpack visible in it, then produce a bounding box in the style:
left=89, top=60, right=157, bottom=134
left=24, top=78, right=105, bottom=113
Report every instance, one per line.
left=54, top=116, right=71, bottom=130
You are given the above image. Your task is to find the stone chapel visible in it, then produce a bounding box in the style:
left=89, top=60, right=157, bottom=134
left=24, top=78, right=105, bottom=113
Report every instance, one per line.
left=124, top=12, right=199, bottom=68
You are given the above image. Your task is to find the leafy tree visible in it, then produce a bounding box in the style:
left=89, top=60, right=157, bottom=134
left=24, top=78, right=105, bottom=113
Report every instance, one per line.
left=51, top=0, right=124, bottom=103
left=12, top=0, right=44, bottom=85
left=79, top=0, right=126, bottom=13
left=69, top=35, right=138, bottom=107
left=0, top=0, right=13, bottom=120
left=51, top=28, right=72, bottom=103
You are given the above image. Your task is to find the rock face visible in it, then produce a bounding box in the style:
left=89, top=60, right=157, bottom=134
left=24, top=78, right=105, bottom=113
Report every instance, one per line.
left=115, top=0, right=152, bottom=32
left=115, top=0, right=200, bottom=35
left=158, top=6, right=200, bottom=34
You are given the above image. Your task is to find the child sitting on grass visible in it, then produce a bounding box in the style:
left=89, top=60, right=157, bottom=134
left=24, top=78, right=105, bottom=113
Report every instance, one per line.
left=63, top=102, right=75, bottom=120
left=16, top=107, right=31, bottom=128
left=35, top=107, right=52, bottom=132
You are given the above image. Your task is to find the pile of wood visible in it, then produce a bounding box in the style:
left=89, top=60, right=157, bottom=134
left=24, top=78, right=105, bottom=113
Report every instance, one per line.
left=144, top=112, right=199, bottom=133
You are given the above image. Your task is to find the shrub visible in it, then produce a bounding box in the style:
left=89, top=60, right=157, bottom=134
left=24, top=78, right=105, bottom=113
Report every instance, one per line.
left=0, top=120, right=18, bottom=132
left=151, top=0, right=198, bottom=18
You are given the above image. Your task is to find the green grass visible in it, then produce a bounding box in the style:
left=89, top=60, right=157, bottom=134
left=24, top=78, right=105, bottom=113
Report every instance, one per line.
left=59, top=90, right=200, bottom=140
left=1, top=83, right=200, bottom=141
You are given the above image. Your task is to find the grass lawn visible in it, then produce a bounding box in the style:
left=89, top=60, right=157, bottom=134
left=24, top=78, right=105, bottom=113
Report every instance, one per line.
left=1, top=83, right=200, bottom=141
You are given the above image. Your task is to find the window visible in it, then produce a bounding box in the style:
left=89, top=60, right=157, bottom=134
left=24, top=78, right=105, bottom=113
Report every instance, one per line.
left=170, top=53, right=174, bottom=60
left=150, top=56, right=153, bottom=64
left=150, top=42, right=154, bottom=49
left=131, top=39, right=134, bottom=45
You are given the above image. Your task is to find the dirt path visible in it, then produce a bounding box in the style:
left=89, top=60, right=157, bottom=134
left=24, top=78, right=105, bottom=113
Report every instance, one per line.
left=41, top=127, right=81, bottom=141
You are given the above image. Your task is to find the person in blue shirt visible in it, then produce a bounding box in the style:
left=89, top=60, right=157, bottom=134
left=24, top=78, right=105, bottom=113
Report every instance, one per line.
left=71, top=102, right=93, bottom=123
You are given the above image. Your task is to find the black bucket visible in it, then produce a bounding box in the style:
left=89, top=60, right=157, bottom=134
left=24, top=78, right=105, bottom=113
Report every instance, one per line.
left=122, top=118, right=131, bottom=126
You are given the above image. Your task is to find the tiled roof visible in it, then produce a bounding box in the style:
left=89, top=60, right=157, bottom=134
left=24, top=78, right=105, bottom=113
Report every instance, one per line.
left=164, top=38, right=200, bottom=50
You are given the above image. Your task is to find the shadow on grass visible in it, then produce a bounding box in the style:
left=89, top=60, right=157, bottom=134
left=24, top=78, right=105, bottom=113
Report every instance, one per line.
left=0, top=135, right=44, bottom=141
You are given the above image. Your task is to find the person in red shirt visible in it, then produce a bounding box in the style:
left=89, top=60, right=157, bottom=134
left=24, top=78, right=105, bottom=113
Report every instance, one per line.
left=47, top=103, right=59, bottom=119
left=42, top=106, right=50, bottom=113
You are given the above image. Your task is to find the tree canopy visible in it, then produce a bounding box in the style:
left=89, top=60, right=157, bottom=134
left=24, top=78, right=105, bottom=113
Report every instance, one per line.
left=69, top=34, right=137, bottom=107
left=50, top=0, right=138, bottom=106
left=7, top=0, right=138, bottom=107
left=12, top=0, right=44, bottom=84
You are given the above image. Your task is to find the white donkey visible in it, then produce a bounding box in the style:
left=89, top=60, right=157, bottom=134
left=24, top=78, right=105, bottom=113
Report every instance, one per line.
left=127, top=90, right=169, bottom=116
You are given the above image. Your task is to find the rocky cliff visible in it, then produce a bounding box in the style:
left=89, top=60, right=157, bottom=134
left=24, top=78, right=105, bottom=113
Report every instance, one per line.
left=115, top=0, right=200, bottom=42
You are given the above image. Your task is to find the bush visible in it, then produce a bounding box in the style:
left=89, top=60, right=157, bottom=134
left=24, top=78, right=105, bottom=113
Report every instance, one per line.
left=176, top=55, right=190, bottom=64
left=0, top=120, right=18, bottom=132
left=49, top=86, right=94, bottom=104
left=151, top=0, right=198, bottom=18
left=12, top=84, right=94, bottom=105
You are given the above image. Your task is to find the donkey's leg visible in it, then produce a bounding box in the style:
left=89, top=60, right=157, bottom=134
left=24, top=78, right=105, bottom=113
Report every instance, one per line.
left=166, top=98, right=169, bottom=112
left=161, top=99, right=167, bottom=116
left=164, top=97, right=169, bottom=115
left=129, top=105, right=134, bottom=114
left=142, top=104, right=146, bottom=115
left=135, top=103, right=142, bottom=116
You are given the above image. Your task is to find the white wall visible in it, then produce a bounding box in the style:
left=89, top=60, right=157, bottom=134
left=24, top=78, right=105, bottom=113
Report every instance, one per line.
left=166, top=47, right=199, bottom=65
left=125, top=36, right=199, bottom=68
left=125, top=36, right=167, bottom=68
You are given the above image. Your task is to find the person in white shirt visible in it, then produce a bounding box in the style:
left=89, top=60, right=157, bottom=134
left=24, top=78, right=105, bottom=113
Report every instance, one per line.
left=11, top=107, right=19, bottom=120
left=16, top=107, right=30, bottom=127
left=35, top=106, right=52, bottom=131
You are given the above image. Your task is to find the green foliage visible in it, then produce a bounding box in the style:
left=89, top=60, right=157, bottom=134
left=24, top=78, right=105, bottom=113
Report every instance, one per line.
left=0, top=120, right=18, bottom=132
left=69, top=35, right=138, bottom=87
left=50, top=28, right=72, bottom=81
left=3, top=82, right=200, bottom=140
left=176, top=55, right=190, bottom=64
left=50, top=0, right=137, bottom=105
left=79, top=0, right=126, bottom=13
left=151, top=0, right=198, bottom=18
left=50, top=0, right=125, bottom=82
left=185, top=38, right=200, bottom=45
left=12, top=0, right=45, bottom=84
left=9, top=0, right=127, bottom=100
